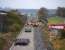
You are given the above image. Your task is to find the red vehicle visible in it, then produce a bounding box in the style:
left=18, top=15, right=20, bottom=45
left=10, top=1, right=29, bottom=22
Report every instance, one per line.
left=48, top=24, right=65, bottom=30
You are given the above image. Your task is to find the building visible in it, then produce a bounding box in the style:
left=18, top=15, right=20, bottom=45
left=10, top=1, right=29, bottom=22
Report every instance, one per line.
left=0, top=11, right=7, bottom=32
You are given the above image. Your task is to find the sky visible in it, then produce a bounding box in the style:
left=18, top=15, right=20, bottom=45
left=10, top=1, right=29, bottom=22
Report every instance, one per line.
left=0, top=0, right=65, bottom=9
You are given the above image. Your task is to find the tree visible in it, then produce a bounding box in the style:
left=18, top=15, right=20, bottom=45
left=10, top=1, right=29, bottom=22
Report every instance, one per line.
left=37, top=7, right=47, bottom=17
left=56, top=7, right=65, bottom=17
left=37, top=7, right=48, bottom=23
left=6, top=10, right=24, bottom=32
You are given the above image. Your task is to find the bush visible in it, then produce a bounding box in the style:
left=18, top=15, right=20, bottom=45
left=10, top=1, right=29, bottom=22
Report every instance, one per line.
left=0, top=38, right=6, bottom=50
left=7, top=10, right=23, bottom=32
left=59, top=29, right=65, bottom=39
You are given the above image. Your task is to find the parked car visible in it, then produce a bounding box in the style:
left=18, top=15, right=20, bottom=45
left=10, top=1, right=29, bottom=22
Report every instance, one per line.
left=25, top=26, right=32, bottom=32
left=14, top=39, right=30, bottom=46
left=33, top=23, right=38, bottom=27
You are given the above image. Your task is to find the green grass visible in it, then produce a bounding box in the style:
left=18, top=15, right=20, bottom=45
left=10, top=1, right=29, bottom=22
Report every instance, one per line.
left=48, top=16, right=64, bottom=24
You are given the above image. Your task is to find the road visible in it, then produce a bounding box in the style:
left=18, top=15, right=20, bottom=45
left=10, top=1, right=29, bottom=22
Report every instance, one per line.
left=9, top=26, right=49, bottom=50
left=9, top=26, right=35, bottom=50
left=34, top=27, right=47, bottom=50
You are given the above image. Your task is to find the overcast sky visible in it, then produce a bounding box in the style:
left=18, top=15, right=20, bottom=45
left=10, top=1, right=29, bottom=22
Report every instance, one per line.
left=0, top=0, right=65, bottom=9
